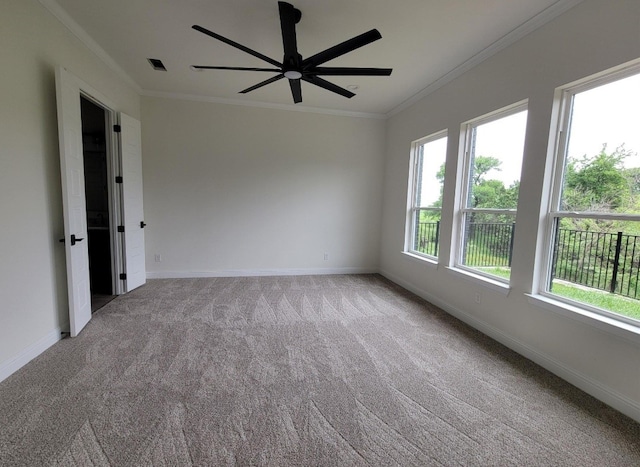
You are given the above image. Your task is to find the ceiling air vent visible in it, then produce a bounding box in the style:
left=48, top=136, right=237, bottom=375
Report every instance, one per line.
left=147, top=58, right=167, bottom=71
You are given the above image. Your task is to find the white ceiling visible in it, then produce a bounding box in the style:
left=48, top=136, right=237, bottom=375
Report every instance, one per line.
left=44, top=0, right=581, bottom=116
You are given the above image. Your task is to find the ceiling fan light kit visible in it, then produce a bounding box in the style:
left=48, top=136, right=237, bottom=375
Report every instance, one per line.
left=191, top=2, right=392, bottom=104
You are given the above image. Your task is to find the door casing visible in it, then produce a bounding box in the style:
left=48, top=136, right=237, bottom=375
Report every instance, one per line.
left=56, top=67, right=142, bottom=334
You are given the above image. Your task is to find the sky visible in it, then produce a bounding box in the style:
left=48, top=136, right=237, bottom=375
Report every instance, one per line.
left=418, top=137, right=447, bottom=206
left=568, top=72, right=640, bottom=167
left=417, top=71, right=640, bottom=206
left=473, top=110, right=527, bottom=187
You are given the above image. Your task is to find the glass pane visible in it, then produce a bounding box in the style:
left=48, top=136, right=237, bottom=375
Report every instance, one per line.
left=412, top=209, right=441, bottom=256
left=466, top=110, right=527, bottom=209
left=549, top=217, right=640, bottom=322
left=411, top=135, right=447, bottom=257
left=561, top=73, right=640, bottom=214
left=461, top=212, right=516, bottom=280
left=415, top=137, right=447, bottom=208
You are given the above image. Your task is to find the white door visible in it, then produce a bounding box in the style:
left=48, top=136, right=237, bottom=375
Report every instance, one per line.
left=119, top=113, right=146, bottom=291
left=55, top=68, right=92, bottom=336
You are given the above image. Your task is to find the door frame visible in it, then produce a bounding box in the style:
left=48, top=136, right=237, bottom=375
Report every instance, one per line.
left=57, top=68, right=126, bottom=304
left=80, top=92, right=124, bottom=296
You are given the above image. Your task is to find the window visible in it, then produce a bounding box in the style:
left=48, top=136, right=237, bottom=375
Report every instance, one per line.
left=406, top=132, right=448, bottom=259
left=456, top=103, right=528, bottom=281
left=544, top=65, right=640, bottom=323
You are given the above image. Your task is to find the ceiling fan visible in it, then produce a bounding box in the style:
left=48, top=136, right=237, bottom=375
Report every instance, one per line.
left=191, top=2, right=392, bottom=104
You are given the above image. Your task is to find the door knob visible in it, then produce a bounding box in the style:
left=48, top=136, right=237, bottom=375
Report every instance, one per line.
left=140, top=221, right=147, bottom=228
left=59, top=235, right=84, bottom=245
left=70, top=234, right=84, bottom=246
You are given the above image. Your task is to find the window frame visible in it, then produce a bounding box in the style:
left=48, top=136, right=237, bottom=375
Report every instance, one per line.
left=539, top=62, right=640, bottom=327
left=405, top=130, right=448, bottom=261
left=454, top=101, right=528, bottom=283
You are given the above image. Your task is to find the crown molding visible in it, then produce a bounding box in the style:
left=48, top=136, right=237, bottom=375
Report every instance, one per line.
left=39, top=0, right=584, bottom=120
left=140, top=89, right=387, bottom=120
left=386, top=0, right=585, bottom=118
left=38, top=0, right=141, bottom=92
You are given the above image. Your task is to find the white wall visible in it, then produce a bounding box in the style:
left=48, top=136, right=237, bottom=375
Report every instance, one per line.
left=142, top=97, right=385, bottom=277
left=380, top=0, right=640, bottom=420
left=0, top=0, right=140, bottom=377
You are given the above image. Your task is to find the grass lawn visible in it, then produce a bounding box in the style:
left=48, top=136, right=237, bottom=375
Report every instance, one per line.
left=480, top=267, right=510, bottom=280
left=480, top=267, right=640, bottom=321
left=550, top=282, right=640, bottom=321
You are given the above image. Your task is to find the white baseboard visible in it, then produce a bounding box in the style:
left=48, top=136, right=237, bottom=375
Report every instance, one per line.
left=0, top=327, right=64, bottom=384
left=379, top=269, right=640, bottom=424
left=146, top=267, right=378, bottom=279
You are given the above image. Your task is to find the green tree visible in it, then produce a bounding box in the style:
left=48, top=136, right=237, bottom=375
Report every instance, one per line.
left=560, top=145, right=639, bottom=233
left=431, top=155, right=517, bottom=210
left=469, top=157, right=519, bottom=225
left=471, top=156, right=502, bottom=188
left=562, top=145, right=630, bottom=212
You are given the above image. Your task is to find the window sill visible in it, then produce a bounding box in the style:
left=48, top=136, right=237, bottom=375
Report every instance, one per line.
left=445, top=266, right=511, bottom=295
left=526, top=293, right=640, bottom=346
left=401, top=251, right=438, bottom=268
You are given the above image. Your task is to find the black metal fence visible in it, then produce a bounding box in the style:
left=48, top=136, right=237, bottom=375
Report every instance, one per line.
left=463, top=222, right=515, bottom=267
left=414, top=221, right=640, bottom=300
left=414, top=220, right=440, bottom=257
left=413, top=221, right=515, bottom=267
left=552, top=229, right=640, bottom=300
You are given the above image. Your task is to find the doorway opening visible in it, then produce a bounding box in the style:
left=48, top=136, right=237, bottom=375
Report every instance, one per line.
left=80, top=96, right=116, bottom=312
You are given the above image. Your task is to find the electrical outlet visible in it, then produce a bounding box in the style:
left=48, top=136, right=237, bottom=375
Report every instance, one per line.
left=154, top=254, right=162, bottom=262
left=474, top=292, right=481, bottom=304
left=323, top=253, right=329, bottom=261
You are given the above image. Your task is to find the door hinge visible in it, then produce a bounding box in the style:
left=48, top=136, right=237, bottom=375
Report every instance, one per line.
left=117, top=225, right=125, bottom=233
left=120, top=273, right=127, bottom=280
left=113, top=124, right=121, bottom=133
left=115, top=176, right=123, bottom=184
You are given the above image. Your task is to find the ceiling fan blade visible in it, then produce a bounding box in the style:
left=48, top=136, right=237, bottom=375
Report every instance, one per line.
left=239, top=74, right=285, bottom=94
left=302, top=75, right=355, bottom=99
left=192, top=66, right=282, bottom=72
left=308, top=67, right=393, bottom=76
left=289, top=79, right=302, bottom=103
left=278, top=2, right=301, bottom=66
left=302, top=29, right=382, bottom=68
left=192, top=25, right=282, bottom=68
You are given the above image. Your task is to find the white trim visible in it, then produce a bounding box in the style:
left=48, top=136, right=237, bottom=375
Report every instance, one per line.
left=140, top=90, right=387, bottom=120
left=526, top=293, right=640, bottom=347
left=445, top=266, right=511, bottom=295
left=386, top=0, right=585, bottom=117
left=461, top=208, right=517, bottom=215
left=38, top=0, right=141, bottom=92
left=379, top=269, right=640, bottom=423
left=401, top=251, right=439, bottom=268
left=146, top=267, right=377, bottom=279
left=0, top=327, right=65, bottom=383
left=405, top=131, right=448, bottom=254
left=538, top=60, right=640, bottom=318
left=453, top=102, right=527, bottom=274
left=561, top=58, right=640, bottom=97
left=551, top=212, right=640, bottom=222
left=56, top=67, right=127, bottom=300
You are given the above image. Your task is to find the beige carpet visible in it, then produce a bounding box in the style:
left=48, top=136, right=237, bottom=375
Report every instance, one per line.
left=1, top=274, right=638, bottom=466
